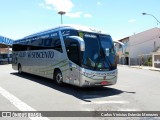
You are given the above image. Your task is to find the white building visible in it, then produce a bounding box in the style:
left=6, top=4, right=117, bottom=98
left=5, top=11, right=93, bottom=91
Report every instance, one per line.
left=117, top=27, right=160, bottom=67
left=116, top=37, right=129, bottom=65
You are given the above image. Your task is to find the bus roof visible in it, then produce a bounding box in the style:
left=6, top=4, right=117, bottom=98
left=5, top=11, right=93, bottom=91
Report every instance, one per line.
left=25, top=24, right=108, bottom=38
left=15, top=24, right=108, bottom=43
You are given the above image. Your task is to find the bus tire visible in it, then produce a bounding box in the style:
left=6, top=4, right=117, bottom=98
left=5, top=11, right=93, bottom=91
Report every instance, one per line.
left=54, top=70, right=63, bottom=85
left=18, top=64, right=22, bottom=74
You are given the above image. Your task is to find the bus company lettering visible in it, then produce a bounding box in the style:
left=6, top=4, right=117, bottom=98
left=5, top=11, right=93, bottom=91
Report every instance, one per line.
left=27, top=51, right=54, bottom=58
left=19, top=52, right=26, bottom=57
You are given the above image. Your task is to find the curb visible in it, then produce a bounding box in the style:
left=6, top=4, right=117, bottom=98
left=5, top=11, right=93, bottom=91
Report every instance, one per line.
left=149, top=69, right=160, bottom=72
left=119, top=65, right=160, bottom=72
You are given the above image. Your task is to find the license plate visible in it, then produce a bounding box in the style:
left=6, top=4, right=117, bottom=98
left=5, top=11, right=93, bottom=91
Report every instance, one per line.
left=101, top=81, right=108, bottom=85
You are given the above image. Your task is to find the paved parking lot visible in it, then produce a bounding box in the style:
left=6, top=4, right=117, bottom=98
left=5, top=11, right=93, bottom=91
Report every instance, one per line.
left=0, top=64, right=160, bottom=120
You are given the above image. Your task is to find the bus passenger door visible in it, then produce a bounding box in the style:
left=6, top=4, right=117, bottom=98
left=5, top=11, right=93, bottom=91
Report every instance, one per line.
left=66, top=42, right=80, bottom=86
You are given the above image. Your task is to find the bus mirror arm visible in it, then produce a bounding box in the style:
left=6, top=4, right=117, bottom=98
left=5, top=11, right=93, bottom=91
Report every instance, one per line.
left=113, top=41, right=125, bottom=54
left=67, top=36, right=85, bottom=51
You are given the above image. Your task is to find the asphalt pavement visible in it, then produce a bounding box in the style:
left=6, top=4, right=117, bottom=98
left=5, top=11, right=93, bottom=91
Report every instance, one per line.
left=0, top=64, right=160, bottom=120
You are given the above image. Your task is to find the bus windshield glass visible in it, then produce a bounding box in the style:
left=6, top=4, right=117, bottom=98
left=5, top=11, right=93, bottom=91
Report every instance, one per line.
left=81, top=32, right=116, bottom=71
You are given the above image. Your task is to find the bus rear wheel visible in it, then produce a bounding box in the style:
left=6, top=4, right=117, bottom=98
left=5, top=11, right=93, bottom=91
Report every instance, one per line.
left=18, top=64, right=22, bottom=74
left=54, top=70, right=63, bottom=85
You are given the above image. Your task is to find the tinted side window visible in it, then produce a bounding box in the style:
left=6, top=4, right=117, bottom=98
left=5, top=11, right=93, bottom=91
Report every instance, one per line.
left=30, top=38, right=62, bottom=52
left=64, top=39, right=79, bottom=65
left=61, top=30, right=78, bottom=39
left=13, top=32, right=63, bottom=52
left=29, top=32, right=62, bottom=52
left=12, top=44, right=28, bottom=51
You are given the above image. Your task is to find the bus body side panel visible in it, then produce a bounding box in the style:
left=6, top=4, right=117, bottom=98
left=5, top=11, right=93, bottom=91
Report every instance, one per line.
left=12, top=29, right=68, bottom=79
left=61, top=60, right=81, bottom=86
left=12, top=49, right=67, bottom=80
left=12, top=52, right=18, bottom=70
left=21, top=50, right=62, bottom=79
left=58, top=30, right=81, bottom=87
left=12, top=51, right=24, bottom=71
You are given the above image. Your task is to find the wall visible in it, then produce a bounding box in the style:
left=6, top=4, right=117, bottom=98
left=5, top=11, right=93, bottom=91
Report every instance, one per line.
left=116, top=37, right=130, bottom=65
left=129, top=27, right=160, bottom=65
left=129, top=28, right=160, bottom=58
left=0, top=48, right=10, bottom=53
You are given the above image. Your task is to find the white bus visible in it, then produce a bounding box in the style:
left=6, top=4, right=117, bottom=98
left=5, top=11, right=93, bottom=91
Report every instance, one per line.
left=12, top=25, right=120, bottom=87
left=0, top=53, right=12, bottom=64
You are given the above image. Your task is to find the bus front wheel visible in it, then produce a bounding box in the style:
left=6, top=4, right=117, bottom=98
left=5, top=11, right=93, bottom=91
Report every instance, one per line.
left=54, top=70, right=63, bottom=85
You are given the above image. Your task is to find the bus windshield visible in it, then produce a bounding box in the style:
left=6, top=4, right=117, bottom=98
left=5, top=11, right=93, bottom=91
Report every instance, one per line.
left=81, top=32, right=117, bottom=71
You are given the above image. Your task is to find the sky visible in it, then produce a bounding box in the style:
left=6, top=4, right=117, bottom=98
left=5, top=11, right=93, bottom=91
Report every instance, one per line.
left=0, top=0, right=160, bottom=41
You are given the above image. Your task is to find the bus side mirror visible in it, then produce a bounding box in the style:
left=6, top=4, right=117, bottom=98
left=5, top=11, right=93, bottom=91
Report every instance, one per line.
left=67, top=36, right=85, bottom=51
left=113, top=41, right=125, bottom=54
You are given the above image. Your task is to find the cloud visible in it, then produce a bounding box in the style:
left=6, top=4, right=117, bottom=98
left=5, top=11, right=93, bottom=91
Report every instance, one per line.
left=128, top=19, right=136, bottom=23
left=39, top=3, right=52, bottom=10
left=66, top=12, right=82, bottom=18
left=45, top=6, right=52, bottom=10
left=44, top=0, right=74, bottom=12
left=84, top=14, right=92, bottom=18
left=97, top=2, right=102, bottom=6
left=39, top=3, right=45, bottom=8
left=39, top=0, right=93, bottom=18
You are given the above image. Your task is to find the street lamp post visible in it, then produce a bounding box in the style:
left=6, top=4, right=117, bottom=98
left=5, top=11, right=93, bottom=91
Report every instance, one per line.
left=142, top=13, right=160, bottom=25
left=58, top=11, right=66, bottom=24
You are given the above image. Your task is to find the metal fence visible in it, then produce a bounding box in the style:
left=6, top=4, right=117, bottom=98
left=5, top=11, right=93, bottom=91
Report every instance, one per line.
left=130, top=54, right=152, bottom=66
